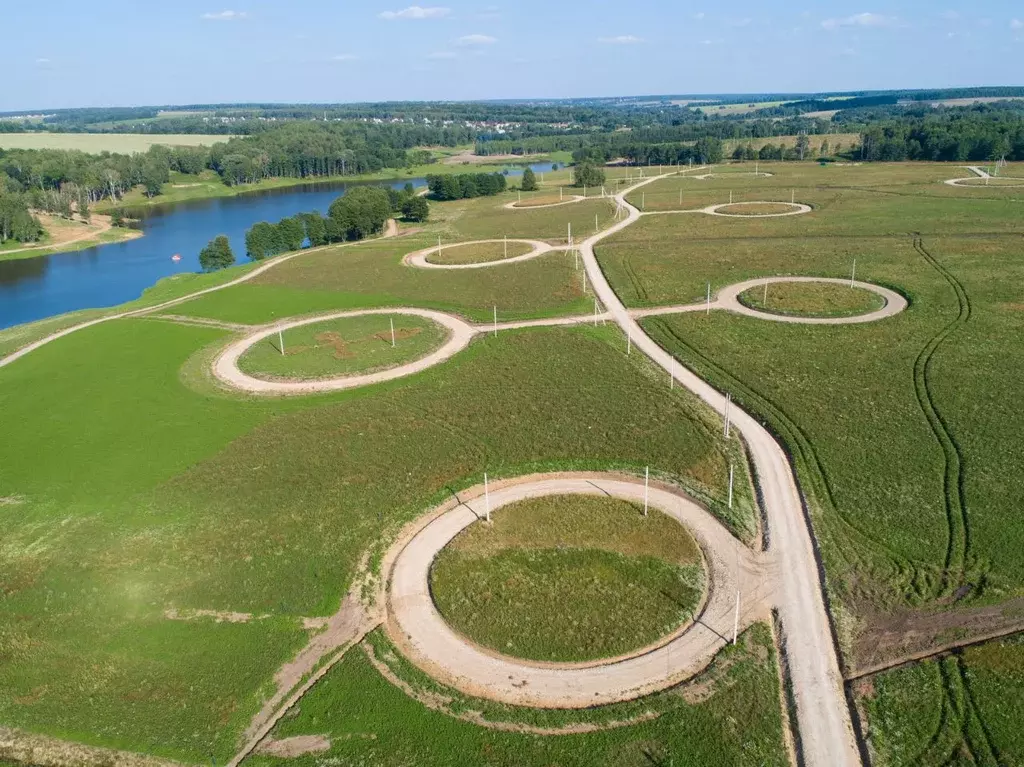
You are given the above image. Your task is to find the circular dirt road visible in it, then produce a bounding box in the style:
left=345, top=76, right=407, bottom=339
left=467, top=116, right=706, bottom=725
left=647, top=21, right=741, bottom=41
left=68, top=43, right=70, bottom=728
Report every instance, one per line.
left=212, top=308, right=475, bottom=395
left=702, top=201, right=812, bottom=218
left=717, top=276, right=908, bottom=325
left=404, top=239, right=557, bottom=270
left=502, top=195, right=586, bottom=210
left=693, top=172, right=773, bottom=180
left=386, top=475, right=777, bottom=708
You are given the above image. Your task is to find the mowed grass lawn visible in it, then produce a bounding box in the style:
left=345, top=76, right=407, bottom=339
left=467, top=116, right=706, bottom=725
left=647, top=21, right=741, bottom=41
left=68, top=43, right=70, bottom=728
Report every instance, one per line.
left=160, top=234, right=591, bottom=325
left=430, top=495, right=705, bottom=662
left=0, top=319, right=750, bottom=761
left=245, top=624, right=788, bottom=767
left=0, top=132, right=225, bottom=152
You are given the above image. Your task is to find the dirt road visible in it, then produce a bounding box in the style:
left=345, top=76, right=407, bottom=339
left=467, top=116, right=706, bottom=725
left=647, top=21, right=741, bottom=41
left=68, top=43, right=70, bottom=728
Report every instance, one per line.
left=577, top=171, right=860, bottom=766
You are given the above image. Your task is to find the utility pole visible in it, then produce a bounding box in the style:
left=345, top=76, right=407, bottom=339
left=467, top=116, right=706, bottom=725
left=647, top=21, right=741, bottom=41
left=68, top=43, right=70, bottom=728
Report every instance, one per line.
left=278, top=326, right=285, bottom=356
left=733, top=590, right=740, bottom=644
left=484, top=472, right=491, bottom=523
left=851, top=259, right=857, bottom=287
left=390, top=317, right=396, bottom=347
left=493, top=306, right=498, bottom=337
left=728, top=463, right=734, bottom=508
left=706, top=282, right=711, bottom=315
left=644, top=466, right=649, bottom=516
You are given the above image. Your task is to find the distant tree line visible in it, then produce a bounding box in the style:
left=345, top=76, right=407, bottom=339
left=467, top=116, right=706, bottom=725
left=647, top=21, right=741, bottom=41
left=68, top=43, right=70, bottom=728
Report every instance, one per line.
left=856, top=111, right=1024, bottom=161
left=425, top=172, right=507, bottom=200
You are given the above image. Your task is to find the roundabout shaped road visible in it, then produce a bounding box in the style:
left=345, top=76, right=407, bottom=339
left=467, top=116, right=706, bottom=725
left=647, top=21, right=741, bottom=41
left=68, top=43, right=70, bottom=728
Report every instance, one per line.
left=385, top=475, right=776, bottom=708
left=702, top=201, right=812, bottom=218
left=502, top=194, right=586, bottom=210
left=717, top=276, right=907, bottom=325
left=211, top=308, right=475, bottom=395
left=403, top=238, right=557, bottom=270
left=693, top=171, right=774, bottom=180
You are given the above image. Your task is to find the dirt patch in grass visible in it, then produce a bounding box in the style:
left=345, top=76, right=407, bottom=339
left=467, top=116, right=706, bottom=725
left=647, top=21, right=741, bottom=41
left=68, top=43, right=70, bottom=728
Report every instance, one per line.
left=0, top=725, right=182, bottom=767
left=851, top=597, right=1024, bottom=675
left=0, top=496, right=24, bottom=506
left=738, top=282, right=885, bottom=318
left=256, top=734, right=332, bottom=757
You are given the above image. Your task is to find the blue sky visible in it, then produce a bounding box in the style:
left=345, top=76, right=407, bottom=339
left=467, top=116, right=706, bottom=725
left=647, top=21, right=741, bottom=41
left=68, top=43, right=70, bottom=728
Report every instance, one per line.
left=4, top=1, right=1023, bottom=111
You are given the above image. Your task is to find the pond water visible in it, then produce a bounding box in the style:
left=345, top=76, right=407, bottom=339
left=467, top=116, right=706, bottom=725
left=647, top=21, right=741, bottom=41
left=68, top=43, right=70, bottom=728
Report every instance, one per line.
left=0, top=162, right=557, bottom=330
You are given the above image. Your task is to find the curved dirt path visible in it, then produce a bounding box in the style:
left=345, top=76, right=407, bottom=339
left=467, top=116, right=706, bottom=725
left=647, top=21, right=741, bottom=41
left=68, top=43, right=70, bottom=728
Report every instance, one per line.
left=212, top=308, right=475, bottom=395
left=717, top=276, right=907, bottom=324
left=693, top=171, right=774, bottom=180
left=387, top=475, right=777, bottom=708
left=943, top=165, right=1024, bottom=188
left=502, top=195, right=586, bottom=210
left=579, top=172, right=860, bottom=766
left=0, top=222, right=401, bottom=370
left=404, top=239, right=557, bottom=270
left=703, top=201, right=812, bottom=218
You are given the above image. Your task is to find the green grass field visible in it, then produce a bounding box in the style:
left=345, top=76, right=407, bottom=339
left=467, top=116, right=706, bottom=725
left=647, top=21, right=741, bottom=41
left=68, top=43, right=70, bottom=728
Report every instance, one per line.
left=427, top=240, right=533, bottom=265
left=0, top=133, right=225, bottom=152
left=737, top=282, right=885, bottom=318
left=160, top=234, right=590, bottom=325
left=430, top=494, right=704, bottom=662
left=237, top=314, right=449, bottom=380
left=0, top=318, right=752, bottom=760
left=244, top=624, right=788, bottom=767
left=861, top=633, right=1024, bottom=765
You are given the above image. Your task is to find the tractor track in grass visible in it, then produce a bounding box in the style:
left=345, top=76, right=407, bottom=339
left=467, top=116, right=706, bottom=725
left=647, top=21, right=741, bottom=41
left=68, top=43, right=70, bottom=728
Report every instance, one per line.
left=911, top=236, right=972, bottom=594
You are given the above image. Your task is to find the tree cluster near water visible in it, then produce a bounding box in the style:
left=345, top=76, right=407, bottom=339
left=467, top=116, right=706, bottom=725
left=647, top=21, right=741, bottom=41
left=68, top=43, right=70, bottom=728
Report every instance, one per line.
left=425, top=172, right=507, bottom=200
left=242, top=184, right=425, bottom=261
left=0, top=192, right=44, bottom=244
left=198, top=235, right=235, bottom=272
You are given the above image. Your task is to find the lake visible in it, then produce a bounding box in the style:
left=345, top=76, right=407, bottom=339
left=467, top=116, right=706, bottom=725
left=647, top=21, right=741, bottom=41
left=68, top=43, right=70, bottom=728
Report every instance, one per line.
left=0, top=163, right=557, bottom=330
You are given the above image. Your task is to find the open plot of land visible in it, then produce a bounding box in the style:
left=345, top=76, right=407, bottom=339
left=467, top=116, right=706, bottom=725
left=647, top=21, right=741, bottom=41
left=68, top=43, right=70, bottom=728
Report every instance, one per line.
left=430, top=494, right=704, bottom=662
left=427, top=240, right=533, bottom=265
left=859, top=633, right=1024, bottom=765
left=0, top=133, right=226, bottom=152
left=737, top=281, right=885, bottom=318
left=437, top=195, right=617, bottom=242
left=243, top=624, right=788, bottom=767
left=237, top=314, right=449, bottom=380
left=602, top=167, right=1024, bottom=682
left=154, top=235, right=590, bottom=325
left=0, top=318, right=749, bottom=761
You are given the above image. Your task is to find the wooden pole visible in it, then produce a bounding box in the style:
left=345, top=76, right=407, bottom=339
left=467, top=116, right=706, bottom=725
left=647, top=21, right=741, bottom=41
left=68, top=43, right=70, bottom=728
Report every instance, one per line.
left=493, top=306, right=497, bottom=337
left=390, top=317, right=396, bottom=347
left=484, top=472, right=491, bottom=523
left=728, top=463, right=734, bottom=508
left=644, top=466, right=649, bottom=516
left=278, top=328, right=285, bottom=356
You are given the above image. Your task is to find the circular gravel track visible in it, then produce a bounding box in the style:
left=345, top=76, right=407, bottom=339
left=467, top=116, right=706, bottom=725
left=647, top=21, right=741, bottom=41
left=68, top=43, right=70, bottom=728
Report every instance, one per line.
left=693, top=171, right=774, bottom=180
left=502, top=195, right=586, bottom=210
left=212, top=308, right=475, bottom=395
left=702, top=201, right=812, bottom=218
left=386, top=475, right=776, bottom=708
left=403, top=239, right=555, bottom=270
left=716, top=276, right=907, bottom=325
left=944, top=177, right=1024, bottom=188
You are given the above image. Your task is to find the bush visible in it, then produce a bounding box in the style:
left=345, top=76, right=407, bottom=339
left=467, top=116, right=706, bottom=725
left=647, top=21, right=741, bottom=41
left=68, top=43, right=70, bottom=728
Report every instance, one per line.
left=402, top=195, right=429, bottom=222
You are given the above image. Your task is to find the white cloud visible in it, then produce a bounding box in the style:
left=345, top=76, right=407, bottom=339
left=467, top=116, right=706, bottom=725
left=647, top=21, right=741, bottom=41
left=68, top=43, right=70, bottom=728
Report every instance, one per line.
left=1011, top=19, right=1023, bottom=30
left=597, top=34, right=644, bottom=44
left=379, top=6, right=450, bottom=20
left=941, top=10, right=960, bottom=21
left=35, top=57, right=51, bottom=64
left=331, top=54, right=359, bottom=61
left=457, top=33, right=497, bottom=45
left=427, top=51, right=458, bottom=59
left=201, top=10, right=247, bottom=20
left=821, top=12, right=895, bottom=30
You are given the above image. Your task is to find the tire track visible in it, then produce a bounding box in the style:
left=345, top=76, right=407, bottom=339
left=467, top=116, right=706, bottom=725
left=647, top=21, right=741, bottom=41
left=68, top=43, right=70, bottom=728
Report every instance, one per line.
left=911, top=237, right=972, bottom=594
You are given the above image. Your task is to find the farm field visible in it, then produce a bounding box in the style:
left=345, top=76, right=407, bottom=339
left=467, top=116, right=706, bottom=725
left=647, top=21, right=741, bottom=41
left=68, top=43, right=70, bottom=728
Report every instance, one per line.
left=595, top=165, right=1024, bottom=673
left=245, top=624, right=788, bottom=767
left=0, top=312, right=752, bottom=761
left=4, top=157, right=1024, bottom=766
left=0, top=132, right=225, bottom=151
left=426, top=239, right=533, bottom=265
left=430, top=494, right=705, bottom=662
left=160, top=234, right=591, bottom=325
left=858, top=632, right=1024, bottom=765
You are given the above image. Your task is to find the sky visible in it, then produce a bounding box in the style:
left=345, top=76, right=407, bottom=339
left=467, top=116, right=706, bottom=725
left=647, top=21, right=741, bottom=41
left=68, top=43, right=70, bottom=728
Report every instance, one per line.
left=4, top=1, right=1024, bottom=111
